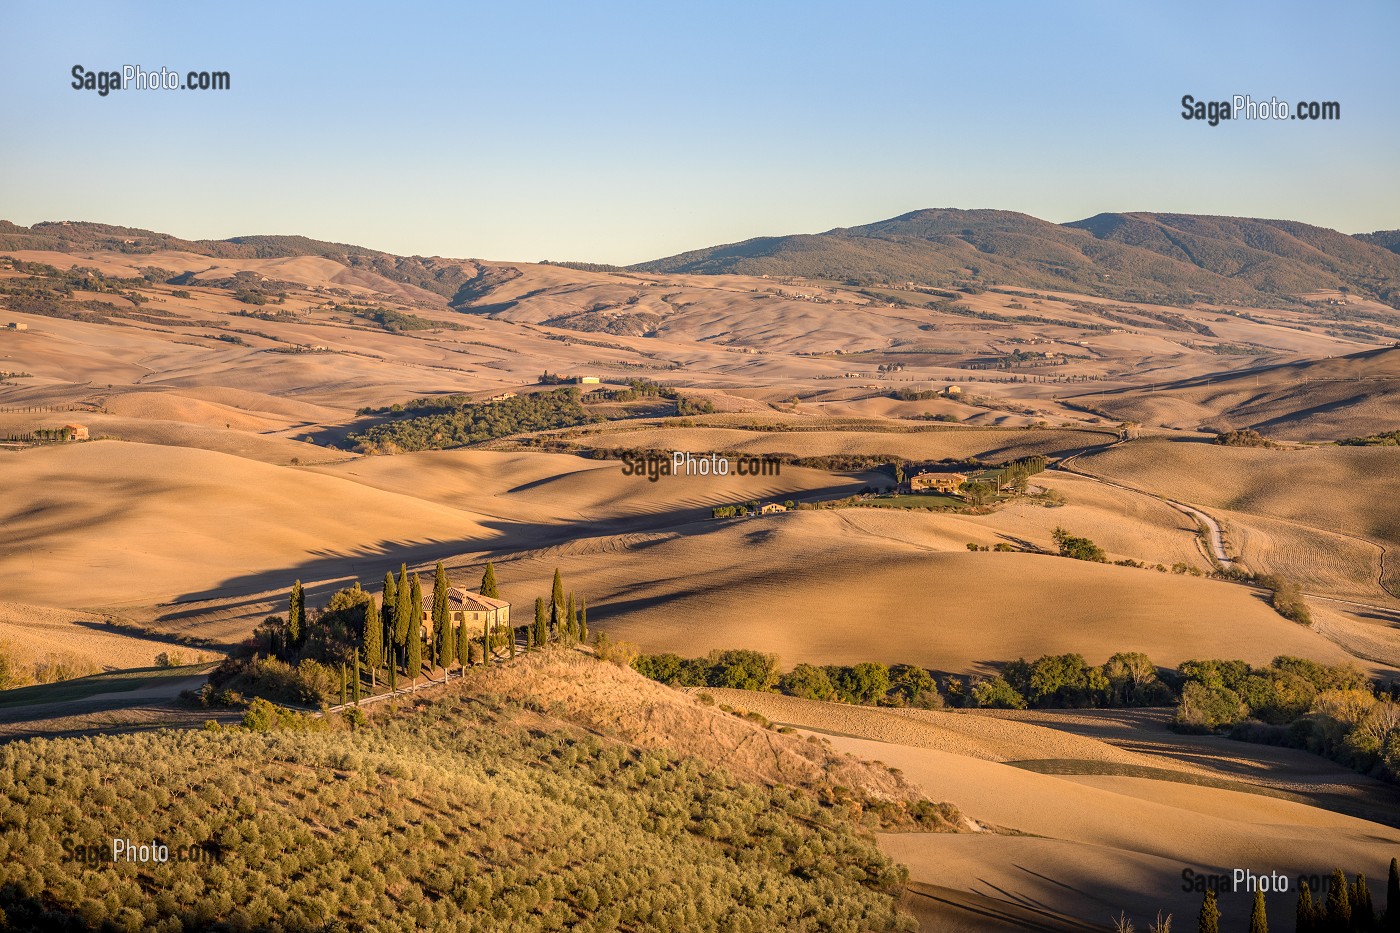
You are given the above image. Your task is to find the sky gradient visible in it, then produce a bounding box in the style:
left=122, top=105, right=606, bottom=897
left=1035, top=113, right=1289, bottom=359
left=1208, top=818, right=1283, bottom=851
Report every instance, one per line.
left=2, top=0, right=1397, bottom=264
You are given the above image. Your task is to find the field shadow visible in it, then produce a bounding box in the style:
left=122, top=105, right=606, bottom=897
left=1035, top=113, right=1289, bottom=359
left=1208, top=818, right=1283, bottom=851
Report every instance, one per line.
left=160, top=474, right=869, bottom=618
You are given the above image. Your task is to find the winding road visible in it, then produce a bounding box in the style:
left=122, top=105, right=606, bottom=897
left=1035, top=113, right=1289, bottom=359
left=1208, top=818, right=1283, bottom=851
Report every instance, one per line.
left=1056, top=441, right=1233, bottom=571
left=1056, top=439, right=1400, bottom=624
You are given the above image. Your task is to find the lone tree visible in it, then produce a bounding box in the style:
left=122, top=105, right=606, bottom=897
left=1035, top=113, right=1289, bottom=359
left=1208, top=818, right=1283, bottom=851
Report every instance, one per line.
left=1198, top=889, right=1220, bottom=933
left=288, top=580, right=305, bottom=648
left=551, top=569, right=565, bottom=633
left=361, top=595, right=381, bottom=687
left=432, top=563, right=452, bottom=669
left=480, top=561, right=499, bottom=599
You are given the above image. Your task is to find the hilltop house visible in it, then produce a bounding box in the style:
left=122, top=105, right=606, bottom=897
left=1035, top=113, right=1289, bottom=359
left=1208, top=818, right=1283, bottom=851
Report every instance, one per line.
left=759, top=502, right=788, bottom=515
left=421, top=587, right=510, bottom=639
left=910, top=471, right=968, bottom=494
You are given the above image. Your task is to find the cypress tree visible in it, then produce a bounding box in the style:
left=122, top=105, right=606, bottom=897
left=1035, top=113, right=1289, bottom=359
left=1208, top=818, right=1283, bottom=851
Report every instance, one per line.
left=433, top=562, right=453, bottom=670
left=407, top=627, right=422, bottom=686
left=1198, top=889, right=1219, bottom=933
left=480, top=562, right=499, bottom=599
left=482, top=616, right=492, bottom=665
left=362, top=596, right=381, bottom=688
left=288, top=580, right=305, bottom=648
left=1248, top=889, right=1267, bottom=933
left=388, top=656, right=397, bottom=692
left=410, top=573, right=424, bottom=649
left=1355, top=874, right=1374, bottom=929
left=339, top=664, right=347, bottom=707
left=534, top=597, right=547, bottom=649
left=1327, top=868, right=1351, bottom=931
left=508, top=621, right=516, bottom=658
left=353, top=649, right=362, bottom=705
left=566, top=593, right=576, bottom=642
left=393, top=564, right=412, bottom=649
left=381, top=571, right=397, bottom=656
left=457, top=618, right=470, bottom=669
left=1296, top=882, right=1315, bottom=933
left=551, top=569, right=564, bottom=632
left=579, top=597, right=588, bottom=643
left=526, top=624, right=535, bottom=650
left=1387, top=858, right=1400, bottom=932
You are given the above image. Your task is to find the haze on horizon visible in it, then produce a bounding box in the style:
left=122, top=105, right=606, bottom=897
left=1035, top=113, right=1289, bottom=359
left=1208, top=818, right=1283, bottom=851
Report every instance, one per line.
left=2, top=0, right=1397, bottom=265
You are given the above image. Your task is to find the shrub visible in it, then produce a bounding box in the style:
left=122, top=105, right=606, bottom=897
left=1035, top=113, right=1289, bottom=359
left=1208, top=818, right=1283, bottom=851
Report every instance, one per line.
left=1175, top=681, right=1246, bottom=732
left=832, top=663, right=891, bottom=705
left=971, top=676, right=1027, bottom=709
left=779, top=664, right=836, bottom=701
left=709, top=650, right=780, bottom=692
left=1215, top=428, right=1273, bottom=447
left=594, top=634, right=640, bottom=668
left=1052, top=527, right=1107, bottom=562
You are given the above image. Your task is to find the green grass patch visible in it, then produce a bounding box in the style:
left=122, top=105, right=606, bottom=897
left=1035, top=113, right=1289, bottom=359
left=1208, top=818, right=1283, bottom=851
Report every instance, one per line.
left=0, top=663, right=214, bottom=709
left=860, top=494, right=964, bottom=510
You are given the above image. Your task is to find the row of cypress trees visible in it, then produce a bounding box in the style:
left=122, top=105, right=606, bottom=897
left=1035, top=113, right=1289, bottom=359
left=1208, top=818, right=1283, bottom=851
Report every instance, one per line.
left=1190, top=861, right=1397, bottom=933
left=280, top=563, right=589, bottom=700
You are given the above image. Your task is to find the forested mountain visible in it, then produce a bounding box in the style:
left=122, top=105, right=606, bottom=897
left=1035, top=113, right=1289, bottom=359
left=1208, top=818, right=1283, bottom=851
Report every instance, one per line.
left=631, top=209, right=1400, bottom=307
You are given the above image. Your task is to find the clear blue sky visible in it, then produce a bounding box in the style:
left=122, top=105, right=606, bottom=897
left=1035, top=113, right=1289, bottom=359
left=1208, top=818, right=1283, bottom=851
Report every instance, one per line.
left=2, top=1, right=1396, bottom=264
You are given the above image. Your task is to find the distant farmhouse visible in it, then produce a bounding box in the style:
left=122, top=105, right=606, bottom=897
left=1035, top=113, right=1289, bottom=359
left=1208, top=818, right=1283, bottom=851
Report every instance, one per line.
left=421, top=586, right=509, bottom=640
left=759, top=502, right=788, bottom=515
left=5, top=322, right=27, bottom=331
left=64, top=423, right=89, bottom=441
left=574, top=376, right=601, bottom=385
left=910, top=471, right=967, bottom=494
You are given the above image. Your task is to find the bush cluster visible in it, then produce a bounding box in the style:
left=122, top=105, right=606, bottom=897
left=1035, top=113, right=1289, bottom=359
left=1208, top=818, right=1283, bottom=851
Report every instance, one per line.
left=633, top=650, right=1177, bottom=712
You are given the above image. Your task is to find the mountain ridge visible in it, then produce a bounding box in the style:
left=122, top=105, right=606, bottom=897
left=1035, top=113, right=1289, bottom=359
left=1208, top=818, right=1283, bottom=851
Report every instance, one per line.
left=630, top=208, right=1400, bottom=308
left=3, top=211, right=1399, bottom=308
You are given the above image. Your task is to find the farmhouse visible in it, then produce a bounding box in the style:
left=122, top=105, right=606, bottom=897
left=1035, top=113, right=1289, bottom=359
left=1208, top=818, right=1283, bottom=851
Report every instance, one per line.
left=759, top=502, right=788, bottom=515
left=574, top=376, right=601, bottom=385
left=63, top=423, right=89, bottom=440
left=421, top=586, right=510, bottom=639
left=910, top=471, right=968, bottom=494
left=5, top=322, right=27, bottom=331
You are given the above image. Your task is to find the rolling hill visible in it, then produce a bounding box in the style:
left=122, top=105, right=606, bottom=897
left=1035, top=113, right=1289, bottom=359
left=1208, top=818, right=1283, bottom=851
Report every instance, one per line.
left=1075, top=345, right=1400, bottom=440
left=631, top=208, right=1400, bottom=307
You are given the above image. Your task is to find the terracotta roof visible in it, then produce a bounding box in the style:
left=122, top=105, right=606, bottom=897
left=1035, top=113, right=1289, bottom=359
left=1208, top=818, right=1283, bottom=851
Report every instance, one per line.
left=448, top=586, right=509, bottom=612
